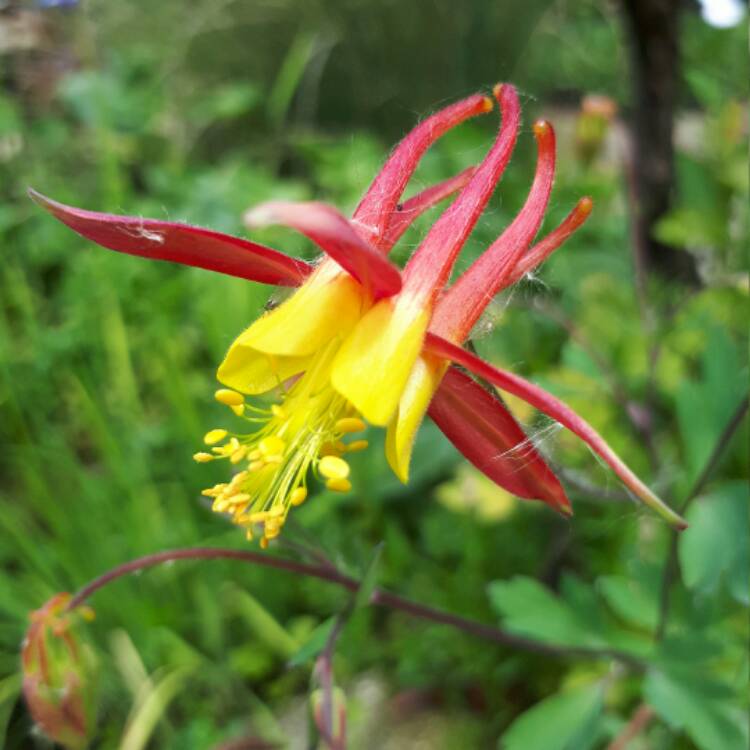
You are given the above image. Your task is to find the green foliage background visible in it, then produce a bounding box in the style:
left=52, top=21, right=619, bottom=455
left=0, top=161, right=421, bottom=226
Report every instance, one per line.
left=0, top=1, right=747, bottom=748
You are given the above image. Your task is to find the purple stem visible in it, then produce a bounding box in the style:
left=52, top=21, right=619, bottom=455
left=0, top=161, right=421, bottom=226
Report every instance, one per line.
left=66, top=546, right=644, bottom=667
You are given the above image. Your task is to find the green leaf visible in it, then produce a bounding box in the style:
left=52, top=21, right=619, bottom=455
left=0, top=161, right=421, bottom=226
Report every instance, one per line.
left=498, top=683, right=603, bottom=750
left=231, top=589, right=300, bottom=658
left=597, top=575, right=658, bottom=630
left=120, top=667, right=193, bottom=750
left=0, top=674, right=21, bottom=743
left=267, top=31, right=318, bottom=125
left=353, top=542, right=384, bottom=611
left=644, top=669, right=748, bottom=750
left=675, top=328, right=746, bottom=483
left=287, top=617, right=337, bottom=668
left=488, top=577, right=604, bottom=648
left=679, top=482, right=749, bottom=604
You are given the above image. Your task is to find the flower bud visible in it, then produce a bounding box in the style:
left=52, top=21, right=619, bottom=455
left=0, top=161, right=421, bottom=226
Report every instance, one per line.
left=310, top=685, right=347, bottom=746
left=21, top=593, right=96, bottom=749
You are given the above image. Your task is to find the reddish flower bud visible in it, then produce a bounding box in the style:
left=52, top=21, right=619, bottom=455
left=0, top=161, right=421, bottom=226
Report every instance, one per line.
left=310, top=686, right=347, bottom=748
left=21, top=593, right=96, bottom=750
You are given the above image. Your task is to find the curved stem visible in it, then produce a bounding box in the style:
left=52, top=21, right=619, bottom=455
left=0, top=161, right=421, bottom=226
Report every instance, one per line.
left=66, top=546, right=644, bottom=668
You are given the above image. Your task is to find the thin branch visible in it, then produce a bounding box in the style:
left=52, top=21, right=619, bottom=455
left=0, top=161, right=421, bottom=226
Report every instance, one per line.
left=66, top=547, right=644, bottom=668
left=67, top=548, right=349, bottom=610
left=655, top=396, right=749, bottom=640
left=680, top=396, right=749, bottom=509
left=315, top=615, right=346, bottom=750
left=607, top=702, right=655, bottom=750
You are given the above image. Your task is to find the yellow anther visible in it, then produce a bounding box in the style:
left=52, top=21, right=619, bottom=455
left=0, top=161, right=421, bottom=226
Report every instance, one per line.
left=204, top=429, right=228, bottom=445
left=326, top=477, right=352, bottom=493
left=230, top=447, right=247, bottom=464
left=259, top=436, right=286, bottom=457
left=264, top=455, right=283, bottom=466
left=231, top=404, right=245, bottom=416
left=319, top=455, right=350, bottom=480
left=290, top=487, right=308, bottom=506
left=228, top=437, right=240, bottom=451
left=228, top=493, right=250, bottom=505
left=193, top=452, right=214, bottom=463
left=265, top=526, right=280, bottom=540
left=260, top=537, right=269, bottom=549
left=230, top=471, right=248, bottom=485
left=246, top=529, right=254, bottom=541
left=215, top=388, right=244, bottom=406
left=271, top=404, right=286, bottom=418
left=345, top=440, right=369, bottom=453
left=248, top=449, right=262, bottom=461
left=335, top=417, right=366, bottom=434
left=232, top=502, right=250, bottom=518
left=249, top=460, right=266, bottom=472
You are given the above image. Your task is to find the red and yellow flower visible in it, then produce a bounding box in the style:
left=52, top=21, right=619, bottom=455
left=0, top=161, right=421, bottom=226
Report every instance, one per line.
left=31, top=83, right=686, bottom=546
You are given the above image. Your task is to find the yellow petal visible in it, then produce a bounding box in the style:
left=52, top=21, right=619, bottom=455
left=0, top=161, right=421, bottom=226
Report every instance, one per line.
left=331, top=295, right=430, bottom=426
left=385, top=353, right=446, bottom=481
left=217, top=349, right=309, bottom=394
left=230, top=266, right=365, bottom=358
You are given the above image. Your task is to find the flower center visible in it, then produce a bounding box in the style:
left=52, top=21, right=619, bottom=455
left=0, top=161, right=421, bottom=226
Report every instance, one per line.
left=194, top=341, right=368, bottom=547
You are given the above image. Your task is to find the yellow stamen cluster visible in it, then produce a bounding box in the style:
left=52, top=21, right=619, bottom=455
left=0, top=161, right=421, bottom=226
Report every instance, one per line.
left=195, top=346, right=369, bottom=547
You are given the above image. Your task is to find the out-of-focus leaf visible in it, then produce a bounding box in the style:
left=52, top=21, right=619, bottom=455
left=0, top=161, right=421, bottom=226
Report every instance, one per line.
left=0, top=674, right=21, bottom=742
left=267, top=31, right=318, bottom=125
left=287, top=616, right=337, bottom=668
left=644, top=669, right=748, bottom=750
left=354, top=543, right=383, bottom=611
left=188, top=83, right=261, bottom=126
left=498, top=682, right=603, bottom=750
left=436, top=464, right=517, bottom=522
left=488, top=577, right=605, bottom=648
left=675, top=327, right=746, bottom=482
left=120, top=667, right=192, bottom=750
left=654, top=207, right=725, bottom=248
left=231, top=588, right=300, bottom=658
left=679, top=482, right=749, bottom=604
left=597, top=575, right=658, bottom=630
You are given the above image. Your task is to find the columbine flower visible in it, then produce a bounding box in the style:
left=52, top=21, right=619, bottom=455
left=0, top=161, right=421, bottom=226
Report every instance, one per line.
left=30, top=83, right=686, bottom=545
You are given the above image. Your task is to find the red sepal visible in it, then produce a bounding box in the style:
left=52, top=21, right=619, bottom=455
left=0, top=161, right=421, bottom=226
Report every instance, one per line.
left=402, top=84, right=521, bottom=303
left=431, top=120, right=557, bottom=340
left=378, top=167, right=476, bottom=252
left=353, top=93, right=492, bottom=245
left=429, top=366, right=571, bottom=514
left=424, top=333, right=688, bottom=529
left=243, top=200, right=402, bottom=299
left=29, top=189, right=310, bottom=287
left=503, top=197, right=593, bottom=289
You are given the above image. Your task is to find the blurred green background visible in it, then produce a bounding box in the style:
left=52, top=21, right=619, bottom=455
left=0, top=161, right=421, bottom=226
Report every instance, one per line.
left=0, top=1, right=747, bottom=748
